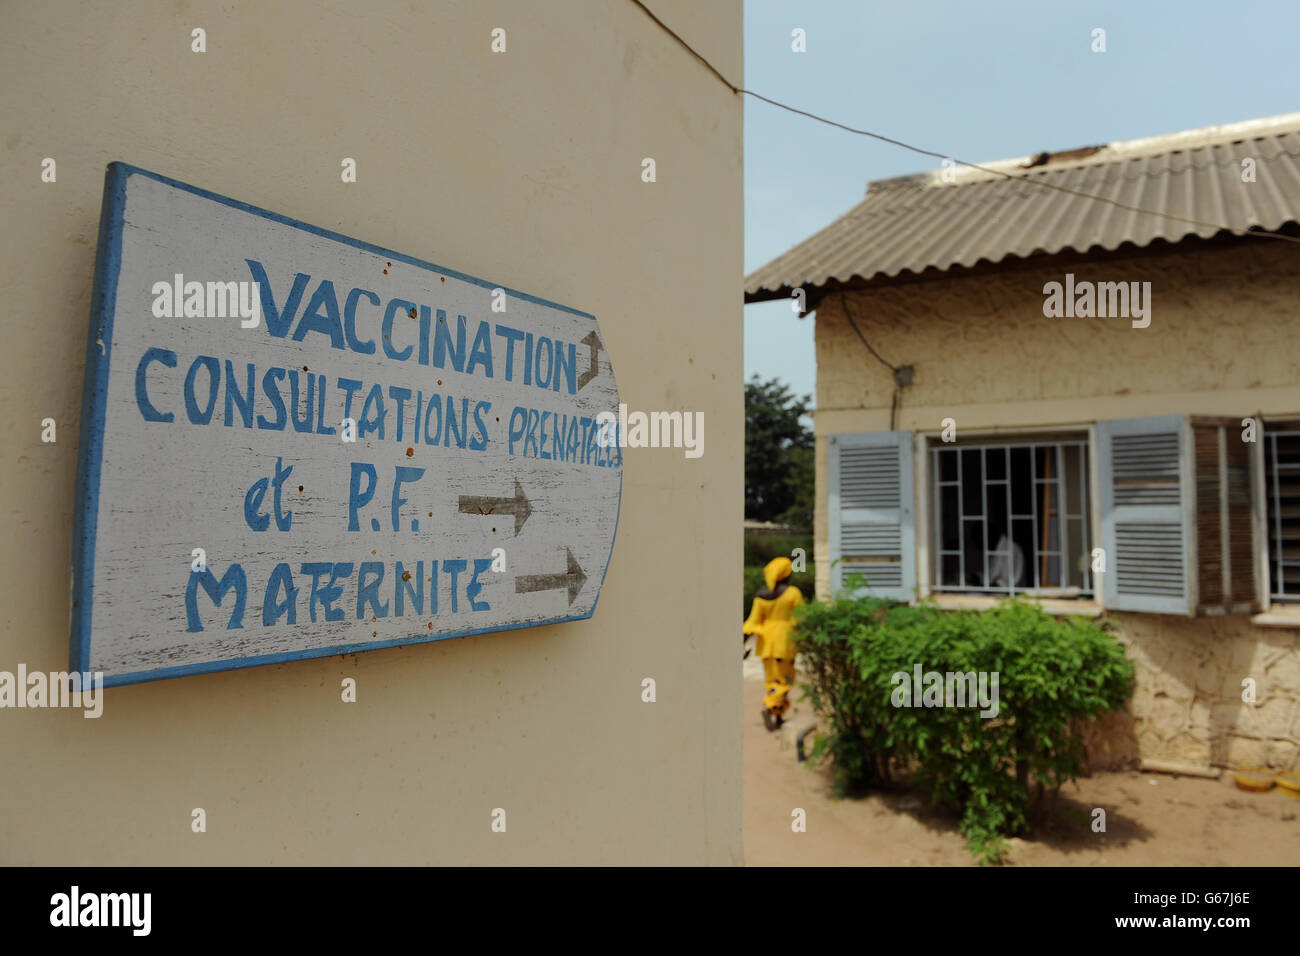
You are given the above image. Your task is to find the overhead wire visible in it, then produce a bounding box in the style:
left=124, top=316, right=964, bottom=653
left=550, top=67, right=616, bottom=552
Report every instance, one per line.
left=627, top=0, right=1300, bottom=244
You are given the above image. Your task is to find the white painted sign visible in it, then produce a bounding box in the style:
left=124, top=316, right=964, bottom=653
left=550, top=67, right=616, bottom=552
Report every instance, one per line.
left=72, top=163, right=622, bottom=686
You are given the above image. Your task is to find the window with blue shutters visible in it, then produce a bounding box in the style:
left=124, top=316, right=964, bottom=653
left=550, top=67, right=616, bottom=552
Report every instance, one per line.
left=828, top=431, right=915, bottom=600
left=1098, top=414, right=1260, bottom=616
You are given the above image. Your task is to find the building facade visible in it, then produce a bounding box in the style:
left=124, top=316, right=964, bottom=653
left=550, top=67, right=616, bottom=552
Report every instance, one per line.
left=747, top=115, right=1300, bottom=772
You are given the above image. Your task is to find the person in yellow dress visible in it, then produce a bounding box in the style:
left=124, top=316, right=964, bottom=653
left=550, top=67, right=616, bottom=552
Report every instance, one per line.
left=744, top=556, right=804, bottom=731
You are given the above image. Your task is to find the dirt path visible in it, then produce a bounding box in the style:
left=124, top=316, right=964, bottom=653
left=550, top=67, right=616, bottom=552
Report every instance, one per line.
left=741, top=664, right=1300, bottom=866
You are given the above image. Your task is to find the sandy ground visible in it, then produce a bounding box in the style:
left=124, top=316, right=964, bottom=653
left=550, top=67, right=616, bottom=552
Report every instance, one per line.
left=741, top=656, right=1300, bottom=866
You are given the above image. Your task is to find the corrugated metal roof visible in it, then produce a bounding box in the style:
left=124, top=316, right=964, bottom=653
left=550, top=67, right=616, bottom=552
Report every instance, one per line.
left=745, top=113, right=1300, bottom=303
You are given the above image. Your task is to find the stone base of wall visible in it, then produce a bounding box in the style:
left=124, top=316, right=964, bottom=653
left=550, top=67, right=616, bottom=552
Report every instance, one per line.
left=1088, top=612, right=1300, bottom=771
left=1079, top=707, right=1141, bottom=772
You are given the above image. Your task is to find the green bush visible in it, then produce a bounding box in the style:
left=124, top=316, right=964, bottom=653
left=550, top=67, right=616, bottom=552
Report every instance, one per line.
left=743, top=564, right=815, bottom=619
left=794, top=594, right=1134, bottom=864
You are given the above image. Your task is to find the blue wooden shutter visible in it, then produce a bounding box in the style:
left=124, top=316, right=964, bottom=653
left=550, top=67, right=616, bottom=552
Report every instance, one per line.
left=1098, top=415, right=1194, bottom=614
left=828, top=431, right=915, bottom=600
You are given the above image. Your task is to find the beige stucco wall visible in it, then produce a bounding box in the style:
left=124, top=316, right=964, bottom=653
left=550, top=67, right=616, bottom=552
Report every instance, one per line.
left=813, top=241, right=1300, bottom=769
left=0, top=0, right=743, bottom=863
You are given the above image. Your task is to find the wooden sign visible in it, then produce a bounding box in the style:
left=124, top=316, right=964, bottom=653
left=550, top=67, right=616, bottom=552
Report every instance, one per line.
left=72, top=163, right=622, bottom=686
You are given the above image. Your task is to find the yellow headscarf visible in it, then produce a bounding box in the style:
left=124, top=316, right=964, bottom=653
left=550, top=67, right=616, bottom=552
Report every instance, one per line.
left=763, top=556, right=793, bottom=592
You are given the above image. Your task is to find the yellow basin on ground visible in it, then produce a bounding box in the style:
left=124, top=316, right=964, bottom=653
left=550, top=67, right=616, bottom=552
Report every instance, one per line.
left=1233, top=767, right=1275, bottom=793
left=1276, top=770, right=1300, bottom=797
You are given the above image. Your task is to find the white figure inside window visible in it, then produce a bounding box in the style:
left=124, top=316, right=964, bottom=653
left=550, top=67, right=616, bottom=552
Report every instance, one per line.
left=989, top=534, right=1025, bottom=589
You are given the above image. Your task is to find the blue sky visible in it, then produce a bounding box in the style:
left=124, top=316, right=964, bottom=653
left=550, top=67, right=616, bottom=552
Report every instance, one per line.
left=743, top=0, right=1300, bottom=408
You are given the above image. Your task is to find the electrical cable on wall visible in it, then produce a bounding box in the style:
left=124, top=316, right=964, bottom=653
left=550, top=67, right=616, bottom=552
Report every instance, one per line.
left=840, top=293, right=913, bottom=430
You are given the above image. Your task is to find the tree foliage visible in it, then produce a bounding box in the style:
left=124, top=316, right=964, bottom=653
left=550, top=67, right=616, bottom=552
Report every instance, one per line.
left=745, top=375, right=814, bottom=527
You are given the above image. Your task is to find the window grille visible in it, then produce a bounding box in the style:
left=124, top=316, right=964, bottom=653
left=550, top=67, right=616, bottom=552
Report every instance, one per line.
left=931, top=440, right=1091, bottom=596
left=1266, top=429, right=1300, bottom=602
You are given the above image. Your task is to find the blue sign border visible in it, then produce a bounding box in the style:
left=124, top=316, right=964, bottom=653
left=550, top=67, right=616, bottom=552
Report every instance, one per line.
left=71, top=162, right=622, bottom=687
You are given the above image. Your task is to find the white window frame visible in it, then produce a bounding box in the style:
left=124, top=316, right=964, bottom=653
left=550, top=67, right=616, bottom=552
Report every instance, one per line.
left=915, top=425, right=1101, bottom=605
left=927, top=436, right=1094, bottom=598
left=868, top=416, right=1300, bottom=620
left=1258, top=418, right=1300, bottom=610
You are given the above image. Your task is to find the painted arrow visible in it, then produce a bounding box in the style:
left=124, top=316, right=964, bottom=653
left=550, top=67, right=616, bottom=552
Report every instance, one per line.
left=577, top=330, right=602, bottom=390
left=515, top=548, right=587, bottom=606
left=458, top=479, right=532, bottom=536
